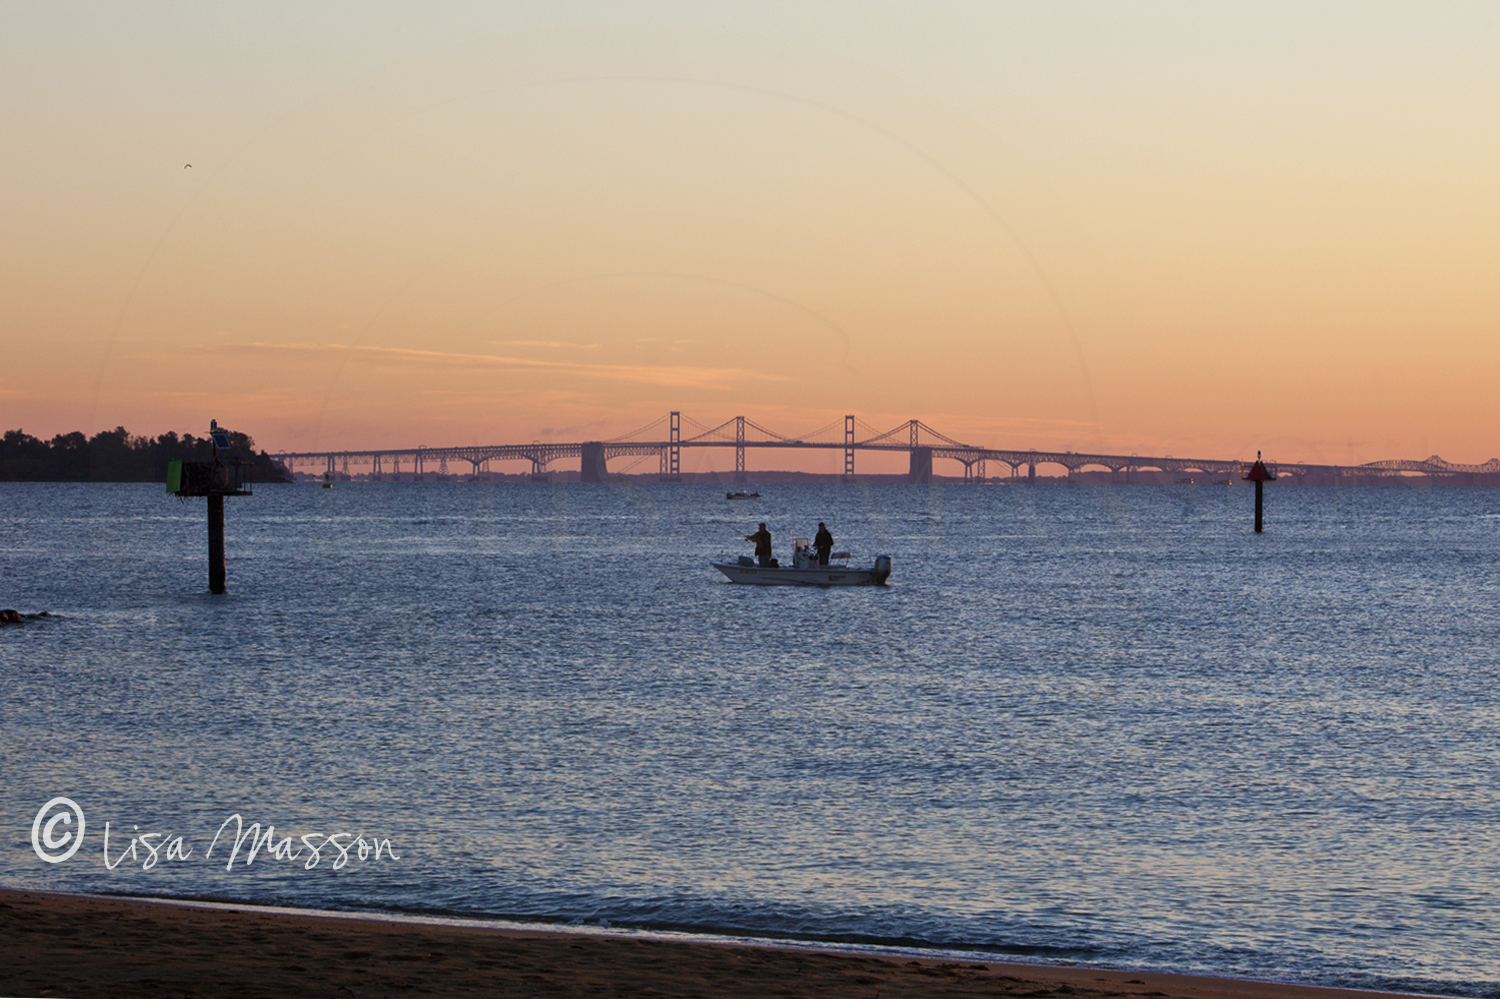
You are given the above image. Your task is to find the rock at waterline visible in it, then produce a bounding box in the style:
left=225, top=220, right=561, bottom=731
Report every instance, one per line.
left=0, top=610, right=52, bottom=626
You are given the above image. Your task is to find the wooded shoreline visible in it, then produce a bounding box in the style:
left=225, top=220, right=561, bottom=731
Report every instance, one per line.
left=0, top=426, right=290, bottom=482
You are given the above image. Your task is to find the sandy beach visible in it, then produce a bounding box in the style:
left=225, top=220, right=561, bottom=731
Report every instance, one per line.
left=0, top=888, right=1432, bottom=999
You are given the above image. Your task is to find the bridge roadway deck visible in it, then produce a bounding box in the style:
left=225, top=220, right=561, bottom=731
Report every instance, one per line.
left=275, top=435, right=1500, bottom=481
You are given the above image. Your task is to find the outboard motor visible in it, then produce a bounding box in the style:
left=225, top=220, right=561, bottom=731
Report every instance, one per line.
left=872, top=554, right=892, bottom=585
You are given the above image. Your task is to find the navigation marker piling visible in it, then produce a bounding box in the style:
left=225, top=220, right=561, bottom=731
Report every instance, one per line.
left=1242, top=451, right=1276, bottom=533
left=167, top=419, right=252, bottom=594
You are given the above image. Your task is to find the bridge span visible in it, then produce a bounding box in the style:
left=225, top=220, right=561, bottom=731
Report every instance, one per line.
left=275, top=412, right=1500, bottom=484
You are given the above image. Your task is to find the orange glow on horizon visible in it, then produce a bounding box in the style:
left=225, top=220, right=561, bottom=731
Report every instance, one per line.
left=3, top=9, right=1497, bottom=469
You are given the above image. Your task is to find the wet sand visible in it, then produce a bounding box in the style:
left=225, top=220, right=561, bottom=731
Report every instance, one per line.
left=0, top=887, right=1428, bottom=999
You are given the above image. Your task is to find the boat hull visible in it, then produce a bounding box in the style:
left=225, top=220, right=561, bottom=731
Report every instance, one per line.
left=711, top=559, right=890, bottom=586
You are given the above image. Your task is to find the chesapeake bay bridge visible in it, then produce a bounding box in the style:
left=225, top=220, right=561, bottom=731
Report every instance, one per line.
left=275, top=412, right=1500, bottom=484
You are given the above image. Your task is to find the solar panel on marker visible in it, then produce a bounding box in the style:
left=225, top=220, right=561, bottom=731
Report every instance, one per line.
left=211, top=431, right=231, bottom=451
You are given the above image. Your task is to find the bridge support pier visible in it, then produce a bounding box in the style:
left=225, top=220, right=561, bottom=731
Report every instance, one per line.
left=1027, top=462, right=1036, bottom=484
left=908, top=446, right=933, bottom=484
left=580, top=441, right=608, bottom=483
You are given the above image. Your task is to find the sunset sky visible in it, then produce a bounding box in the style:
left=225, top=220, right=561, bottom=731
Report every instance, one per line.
left=3, top=2, right=1498, bottom=472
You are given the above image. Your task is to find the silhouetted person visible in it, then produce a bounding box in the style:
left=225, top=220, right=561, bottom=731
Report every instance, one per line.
left=814, top=522, right=833, bottom=566
left=745, top=522, right=773, bottom=568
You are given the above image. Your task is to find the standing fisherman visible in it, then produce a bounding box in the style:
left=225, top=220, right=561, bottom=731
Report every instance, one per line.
left=745, top=522, right=773, bottom=568
left=813, top=522, right=834, bottom=566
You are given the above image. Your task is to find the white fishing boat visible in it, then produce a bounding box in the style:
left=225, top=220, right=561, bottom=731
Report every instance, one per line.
left=712, top=534, right=892, bottom=586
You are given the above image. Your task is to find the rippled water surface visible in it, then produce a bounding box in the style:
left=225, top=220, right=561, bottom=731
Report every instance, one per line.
left=3, top=481, right=1499, bottom=994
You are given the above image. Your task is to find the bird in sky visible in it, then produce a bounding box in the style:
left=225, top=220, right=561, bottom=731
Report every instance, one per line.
left=184, top=163, right=191, bottom=169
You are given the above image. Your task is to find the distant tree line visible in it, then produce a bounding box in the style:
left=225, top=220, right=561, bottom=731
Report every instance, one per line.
left=0, top=427, right=292, bottom=483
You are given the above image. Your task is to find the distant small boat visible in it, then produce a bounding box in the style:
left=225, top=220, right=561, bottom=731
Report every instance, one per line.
left=725, top=491, right=759, bottom=500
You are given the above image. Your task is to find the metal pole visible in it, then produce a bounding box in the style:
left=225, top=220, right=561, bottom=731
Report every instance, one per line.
left=208, top=494, right=226, bottom=594
left=1254, top=480, right=1264, bottom=534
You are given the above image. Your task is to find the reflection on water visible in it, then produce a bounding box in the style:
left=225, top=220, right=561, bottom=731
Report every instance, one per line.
left=3, top=481, right=1498, bottom=995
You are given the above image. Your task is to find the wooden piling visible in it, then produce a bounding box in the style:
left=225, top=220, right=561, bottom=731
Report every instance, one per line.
left=207, top=494, right=226, bottom=594
left=169, top=420, right=250, bottom=594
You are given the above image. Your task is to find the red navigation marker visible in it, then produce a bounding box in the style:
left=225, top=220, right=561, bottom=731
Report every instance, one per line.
left=1242, top=450, right=1276, bottom=533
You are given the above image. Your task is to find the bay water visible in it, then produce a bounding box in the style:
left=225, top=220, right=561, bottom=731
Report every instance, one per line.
left=3, top=481, right=1498, bottom=995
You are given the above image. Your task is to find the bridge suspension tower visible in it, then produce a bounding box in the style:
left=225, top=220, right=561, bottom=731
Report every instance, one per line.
left=844, top=415, right=856, bottom=480
left=661, top=411, right=682, bottom=481
left=735, top=415, right=746, bottom=482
